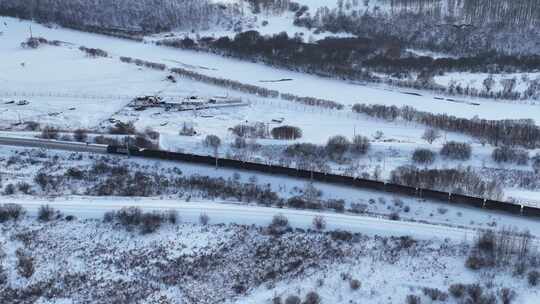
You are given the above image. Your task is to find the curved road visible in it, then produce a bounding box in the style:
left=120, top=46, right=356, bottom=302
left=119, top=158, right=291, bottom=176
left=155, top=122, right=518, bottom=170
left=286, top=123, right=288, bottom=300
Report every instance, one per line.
left=12, top=197, right=475, bottom=242
left=0, top=136, right=108, bottom=153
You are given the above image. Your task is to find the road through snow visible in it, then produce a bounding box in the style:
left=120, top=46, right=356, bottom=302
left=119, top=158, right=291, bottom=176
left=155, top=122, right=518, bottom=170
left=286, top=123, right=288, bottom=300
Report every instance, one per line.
left=10, top=196, right=478, bottom=242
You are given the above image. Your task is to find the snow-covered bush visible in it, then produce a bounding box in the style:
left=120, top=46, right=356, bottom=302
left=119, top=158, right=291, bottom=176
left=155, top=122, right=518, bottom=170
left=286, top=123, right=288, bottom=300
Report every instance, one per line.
left=351, top=135, right=370, bottom=155
left=268, top=214, right=290, bottom=235
left=312, top=216, right=326, bottom=231
left=0, top=203, right=25, bottom=222
left=528, top=271, right=540, bottom=286
left=199, top=213, right=210, bottom=226
left=440, top=141, right=472, bottom=160
left=326, top=135, right=350, bottom=161
left=40, top=125, right=60, bottom=140
left=492, top=146, right=529, bottom=165
left=16, top=249, right=34, bottom=279
left=79, top=46, right=108, bottom=57
left=284, top=295, right=301, bottom=304
left=37, top=205, right=57, bottom=222
left=271, top=125, right=302, bottom=140
left=412, top=148, right=435, bottom=164
left=73, top=129, right=88, bottom=142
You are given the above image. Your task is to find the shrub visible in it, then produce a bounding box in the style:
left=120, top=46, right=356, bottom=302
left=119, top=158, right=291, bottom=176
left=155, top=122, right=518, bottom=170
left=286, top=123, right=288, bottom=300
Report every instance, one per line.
left=312, top=216, right=326, bottom=231
left=389, top=212, right=400, bottom=221
left=109, top=121, right=136, bottom=135
left=412, top=148, right=435, bottom=164
left=406, top=295, right=421, bottom=304
left=3, top=184, right=15, bottom=195
left=284, top=143, right=325, bottom=159
left=422, top=128, right=440, bottom=144
left=199, top=213, right=210, bottom=225
left=16, top=249, right=34, bottom=278
left=230, top=123, right=266, bottom=138
left=268, top=214, right=289, bottom=235
left=324, top=199, right=345, bottom=212
left=116, top=207, right=143, bottom=226
left=532, top=153, right=540, bottom=173
left=284, top=295, right=301, bottom=304
left=103, top=211, right=116, bottom=222
left=422, top=288, right=448, bottom=301
left=304, top=292, right=321, bottom=304
left=271, top=125, right=302, bottom=140
left=37, top=205, right=56, bottom=222
left=179, top=123, right=196, bottom=136
left=528, top=270, right=540, bottom=286
left=440, top=141, right=472, bottom=160
left=165, top=209, right=178, bottom=224
left=499, top=288, right=516, bottom=304
left=232, top=136, right=247, bottom=149
left=65, top=168, right=84, bottom=180
left=350, top=279, right=361, bottom=290
left=0, top=203, right=25, bottom=222
left=132, top=133, right=156, bottom=149
left=351, top=135, right=370, bottom=155
left=73, top=129, right=88, bottom=142
left=330, top=230, right=353, bottom=242
left=326, top=135, right=350, bottom=160
left=492, top=146, right=529, bottom=165
left=79, top=46, right=108, bottom=57
left=140, top=212, right=163, bottom=234
left=40, top=125, right=60, bottom=140
left=203, top=135, right=221, bottom=151
left=17, top=182, right=31, bottom=194
left=449, top=283, right=466, bottom=298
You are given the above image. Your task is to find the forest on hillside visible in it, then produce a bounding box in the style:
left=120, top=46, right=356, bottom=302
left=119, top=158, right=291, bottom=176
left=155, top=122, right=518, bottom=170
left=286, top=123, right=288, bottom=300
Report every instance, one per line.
left=0, top=0, right=240, bottom=33
left=296, top=0, right=540, bottom=55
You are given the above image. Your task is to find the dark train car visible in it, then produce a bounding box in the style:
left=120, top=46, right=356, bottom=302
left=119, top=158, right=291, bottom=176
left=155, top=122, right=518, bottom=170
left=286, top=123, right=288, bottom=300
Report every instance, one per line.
left=421, top=189, right=451, bottom=202
left=107, top=146, right=540, bottom=219
left=352, top=178, right=386, bottom=191
left=450, top=193, right=484, bottom=208
left=484, top=200, right=522, bottom=215
left=384, top=183, right=418, bottom=197
left=522, top=206, right=540, bottom=218
left=323, top=173, right=356, bottom=186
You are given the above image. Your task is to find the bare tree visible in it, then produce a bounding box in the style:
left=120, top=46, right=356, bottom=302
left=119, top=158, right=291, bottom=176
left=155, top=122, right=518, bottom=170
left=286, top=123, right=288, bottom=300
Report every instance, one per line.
left=422, top=128, right=441, bottom=144
left=204, top=135, right=221, bottom=168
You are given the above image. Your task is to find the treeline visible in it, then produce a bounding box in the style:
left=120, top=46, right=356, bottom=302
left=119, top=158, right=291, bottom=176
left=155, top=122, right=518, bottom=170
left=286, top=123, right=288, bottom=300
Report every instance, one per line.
left=0, top=0, right=237, bottom=33
left=298, top=1, right=540, bottom=56
left=158, top=31, right=381, bottom=82
left=390, top=166, right=503, bottom=200
left=365, top=53, right=540, bottom=75
left=352, top=104, right=540, bottom=149
left=158, top=32, right=540, bottom=101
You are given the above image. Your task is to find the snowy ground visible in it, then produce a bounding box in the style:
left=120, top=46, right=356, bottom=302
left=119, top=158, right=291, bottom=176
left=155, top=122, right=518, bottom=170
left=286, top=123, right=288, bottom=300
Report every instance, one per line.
left=1, top=16, right=539, bottom=199
left=1, top=214, right=539, bottom=304
left=2, top=16, right=539, bottom=122
left=1, top=146, right=539, bottom=236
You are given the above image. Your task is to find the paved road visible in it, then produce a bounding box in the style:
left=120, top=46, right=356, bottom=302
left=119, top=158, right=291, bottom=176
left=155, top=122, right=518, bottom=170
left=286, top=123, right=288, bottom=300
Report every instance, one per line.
left=0, top=136, right=108, bottom=153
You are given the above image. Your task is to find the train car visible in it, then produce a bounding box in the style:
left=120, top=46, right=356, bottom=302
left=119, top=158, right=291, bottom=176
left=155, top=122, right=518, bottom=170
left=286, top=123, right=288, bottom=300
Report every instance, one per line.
left=522, top=206, right=540, bottom=218
left=484, top=200, right=522, bottom=215
left=450, top=193, right=485, bottom=208
left=421, top=189, right=451, bottom=202
left=384, top=183, right=418, bottom=197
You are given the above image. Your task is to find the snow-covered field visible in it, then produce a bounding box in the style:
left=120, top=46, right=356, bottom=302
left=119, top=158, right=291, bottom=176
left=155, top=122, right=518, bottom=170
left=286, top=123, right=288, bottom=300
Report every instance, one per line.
left=2, top=16, right=539, bottom=122
left=2, top=9, right=540, bottom=303
left=1, top=16, right=539, bottom=200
